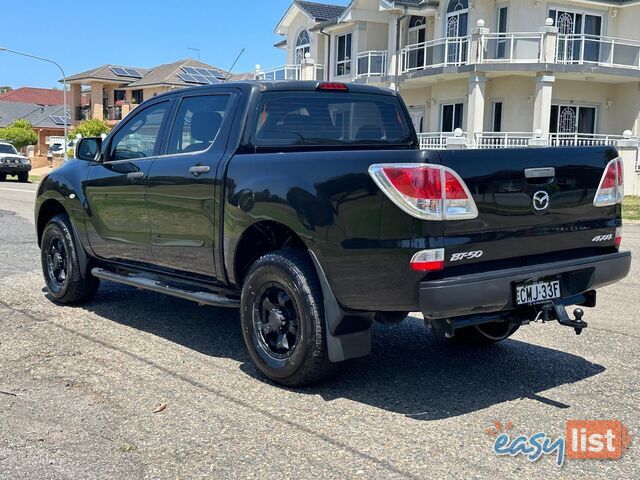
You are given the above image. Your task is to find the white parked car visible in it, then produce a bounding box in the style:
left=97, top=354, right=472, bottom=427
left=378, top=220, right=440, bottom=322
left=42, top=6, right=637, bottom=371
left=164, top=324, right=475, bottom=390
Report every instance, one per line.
left=0, top=142, right=31, bottom=182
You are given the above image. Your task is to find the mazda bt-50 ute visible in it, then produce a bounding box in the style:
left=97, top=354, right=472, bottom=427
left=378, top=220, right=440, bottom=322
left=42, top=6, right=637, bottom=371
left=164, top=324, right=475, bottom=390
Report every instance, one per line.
left=35, top=81, right=631, bottom=386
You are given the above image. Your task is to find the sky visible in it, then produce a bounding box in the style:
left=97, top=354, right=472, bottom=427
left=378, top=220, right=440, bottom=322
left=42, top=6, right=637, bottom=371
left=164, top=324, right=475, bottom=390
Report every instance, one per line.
left=0, top=0, right=349, bottom=89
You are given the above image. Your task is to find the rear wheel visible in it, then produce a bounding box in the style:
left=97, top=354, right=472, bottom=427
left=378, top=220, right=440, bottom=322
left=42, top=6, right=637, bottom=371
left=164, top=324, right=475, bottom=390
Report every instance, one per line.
left=240, top=250, right=332, bottom=386
left=17, top=172, right=29, bottom=183
left=41, top=214, right=99, bottom=304
left=451, top=321, right=519, bottom=345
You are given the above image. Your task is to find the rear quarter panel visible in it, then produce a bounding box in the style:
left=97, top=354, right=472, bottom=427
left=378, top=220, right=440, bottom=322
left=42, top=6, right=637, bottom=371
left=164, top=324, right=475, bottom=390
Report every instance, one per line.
left=224, top=149, right=442, bottom=311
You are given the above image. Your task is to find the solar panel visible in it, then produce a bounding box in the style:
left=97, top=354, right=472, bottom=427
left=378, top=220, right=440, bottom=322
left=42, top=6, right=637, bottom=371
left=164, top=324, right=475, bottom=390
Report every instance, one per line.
left=109, top=66, right=143, bottom=78
left=179, top=67, right=223, bottom=85
left=49, top=115, right=68, bottom=126
left=124, top=68, right=143, bottom=78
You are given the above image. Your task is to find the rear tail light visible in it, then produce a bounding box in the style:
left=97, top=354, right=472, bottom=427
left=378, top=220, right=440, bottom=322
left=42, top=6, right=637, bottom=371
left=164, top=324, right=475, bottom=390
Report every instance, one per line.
left=410, top=249, right=445, bottom=271
left=368, top=163, right=478, bottom=220
left=594, top=157, right=624, bottom=207
left=615, top=226, right=623, bottom=249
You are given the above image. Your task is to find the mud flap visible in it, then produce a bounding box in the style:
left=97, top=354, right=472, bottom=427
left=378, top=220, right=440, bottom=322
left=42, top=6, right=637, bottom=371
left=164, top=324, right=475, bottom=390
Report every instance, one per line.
left=308, top=251, right=372, bottom=363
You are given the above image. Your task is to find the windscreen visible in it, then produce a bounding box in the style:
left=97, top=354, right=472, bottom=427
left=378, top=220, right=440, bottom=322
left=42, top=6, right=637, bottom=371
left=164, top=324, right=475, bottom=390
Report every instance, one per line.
left=0, top=144, right=18, bottom=155
left=252, top=91, right=413, bottom=148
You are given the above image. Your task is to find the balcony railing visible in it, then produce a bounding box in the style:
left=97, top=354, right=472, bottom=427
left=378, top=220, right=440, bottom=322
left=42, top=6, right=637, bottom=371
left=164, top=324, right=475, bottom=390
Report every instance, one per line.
left=76, top=105, right=91, bottom=121
left=401, top=36, right=470, bottom=72
left=475, top=132, right=533, bottom=148
left=356, top=51, right=388, bottom=78
left=419, top=131, right=638, bottom=150
left=556, top=34, right=640, bottom=70
left=479, top=33, right=544, bottom=64
left=255, top=65, right=300, bottom=81
left=400, top=29, right=640, bottom=74
left=255, top=64, right=325, bottom=81
left=104, top=105, right=123, bottom=121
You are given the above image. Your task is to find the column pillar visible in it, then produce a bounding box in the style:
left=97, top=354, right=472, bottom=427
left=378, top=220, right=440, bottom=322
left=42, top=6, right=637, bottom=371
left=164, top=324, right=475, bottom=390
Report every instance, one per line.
left=470, top=20, right=490, bottom=64
left=70, top=84, right=82, bottom=125
left=466, top=73, right=486, bottom=141
left=387, top=13, right=399, bottom=90
left=533, top=73, right=555, bottom=135
left=539, top=20, right=559, bottom=63
left=90, top=82, right=104, bottom=120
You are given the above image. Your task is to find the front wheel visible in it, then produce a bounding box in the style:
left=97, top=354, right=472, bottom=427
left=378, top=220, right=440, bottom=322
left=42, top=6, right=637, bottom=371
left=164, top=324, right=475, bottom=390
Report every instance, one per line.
left=240, top=250, right=332, bottom=387
left=17, top=171, right=29, bottom=183
left=41, top=214, right=100, bottom=304
left=0, top=173, right=6, bottom=182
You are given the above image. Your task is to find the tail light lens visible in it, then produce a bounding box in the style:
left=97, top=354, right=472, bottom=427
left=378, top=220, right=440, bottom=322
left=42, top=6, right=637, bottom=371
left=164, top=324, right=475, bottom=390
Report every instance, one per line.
left=615, top=226, right=623, bottom=249
left=369, top=163, right=478, bottom=220
left=594, top=157, right=624, bottom=207
left=410, top=249, right=445, bottom=271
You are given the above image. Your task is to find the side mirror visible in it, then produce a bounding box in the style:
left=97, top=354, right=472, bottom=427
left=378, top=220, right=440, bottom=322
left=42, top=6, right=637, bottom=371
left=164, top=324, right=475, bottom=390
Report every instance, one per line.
left=76, top=137, right=102, bottom=161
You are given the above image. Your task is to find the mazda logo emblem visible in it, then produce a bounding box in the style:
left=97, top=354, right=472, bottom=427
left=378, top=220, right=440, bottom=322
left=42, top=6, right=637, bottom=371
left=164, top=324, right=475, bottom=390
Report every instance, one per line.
left=533, top=191, right=550, bottom=211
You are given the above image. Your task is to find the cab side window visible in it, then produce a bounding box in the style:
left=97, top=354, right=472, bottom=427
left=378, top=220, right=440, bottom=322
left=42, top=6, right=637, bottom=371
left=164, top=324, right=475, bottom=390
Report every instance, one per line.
left=109, top=101, right=169, bottom=161
left=167, top=95, right=231, bottom=155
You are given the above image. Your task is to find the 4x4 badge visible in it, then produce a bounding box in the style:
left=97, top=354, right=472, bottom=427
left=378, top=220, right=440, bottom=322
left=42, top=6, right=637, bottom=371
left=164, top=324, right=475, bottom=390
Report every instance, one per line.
left=533, top=191, right=550, bottom=211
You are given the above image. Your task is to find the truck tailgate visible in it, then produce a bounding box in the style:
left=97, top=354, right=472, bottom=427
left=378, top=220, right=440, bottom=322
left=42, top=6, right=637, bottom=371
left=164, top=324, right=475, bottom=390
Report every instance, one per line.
left=437, top=146, right=621, bottom=268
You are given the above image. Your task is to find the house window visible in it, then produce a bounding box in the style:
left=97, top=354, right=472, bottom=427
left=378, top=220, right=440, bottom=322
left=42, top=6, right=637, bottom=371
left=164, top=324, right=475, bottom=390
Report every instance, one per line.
left=295, top=29, right=311, bottom=64
left=549, top=104, right=597, bottom=134
left=114, top=90, right=126, bottom=103
left=406, top=16, right=427, bottom=70
left=441, top=103, right=464, bottom=132
left=132, top=90, right=144, bottom=105
left=491, top=101, right=503, bottom=132
left=549, top=9, right=603, bottom=63
left=446, top=0, right=469, bottom=37
left=495, top=5, right=508, bottom=58
left=336, top=33, right=352, bottom=76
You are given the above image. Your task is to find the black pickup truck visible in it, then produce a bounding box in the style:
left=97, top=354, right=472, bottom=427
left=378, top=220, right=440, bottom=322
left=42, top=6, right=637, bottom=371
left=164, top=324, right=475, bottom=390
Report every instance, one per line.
left=35, top=81, right=631, bottom=386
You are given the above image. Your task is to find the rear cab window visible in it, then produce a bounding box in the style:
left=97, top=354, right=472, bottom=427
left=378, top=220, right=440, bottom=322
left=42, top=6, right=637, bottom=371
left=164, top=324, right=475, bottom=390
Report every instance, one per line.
left=251, top=90, right=415, bottom=150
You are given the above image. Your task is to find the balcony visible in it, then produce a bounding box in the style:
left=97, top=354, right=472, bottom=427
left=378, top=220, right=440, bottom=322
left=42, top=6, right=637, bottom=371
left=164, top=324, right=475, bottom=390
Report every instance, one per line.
left=418, top=131, right=638, bottom=150
left=400, top=26, right=640, bottom=75
left=479, top=33, right=544, bottom=64
left=402, top=37, right=470, bottom=72
left=76, top=105, right=91, bottom=121
left=356, top=51, right=388, bottom=78
left=255, top=63, right=325, bottom=81
left=104, top=105, right=123, bottom=122
left=556, top=34, right=640, bottom=70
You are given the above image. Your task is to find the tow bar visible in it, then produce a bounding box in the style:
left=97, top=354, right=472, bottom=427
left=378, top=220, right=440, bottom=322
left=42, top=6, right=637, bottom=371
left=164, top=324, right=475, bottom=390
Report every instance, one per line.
left=540, top=302, right=588, bottom=335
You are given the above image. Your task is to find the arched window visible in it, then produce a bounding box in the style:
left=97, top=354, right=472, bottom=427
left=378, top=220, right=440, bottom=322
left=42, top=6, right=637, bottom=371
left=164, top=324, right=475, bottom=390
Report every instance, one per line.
left=295, top=29, right=311, bottom=64
left=447, top=0, right=468, bottom=13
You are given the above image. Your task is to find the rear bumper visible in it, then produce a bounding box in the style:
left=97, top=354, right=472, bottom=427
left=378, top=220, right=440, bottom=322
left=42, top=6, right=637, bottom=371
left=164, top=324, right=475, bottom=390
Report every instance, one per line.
left=420, top=251, right=631, bottom=320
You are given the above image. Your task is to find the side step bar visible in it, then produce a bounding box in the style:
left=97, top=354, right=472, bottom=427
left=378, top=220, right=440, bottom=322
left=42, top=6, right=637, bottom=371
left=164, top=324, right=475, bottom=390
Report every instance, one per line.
left=91, top=268, right=240, bottom=308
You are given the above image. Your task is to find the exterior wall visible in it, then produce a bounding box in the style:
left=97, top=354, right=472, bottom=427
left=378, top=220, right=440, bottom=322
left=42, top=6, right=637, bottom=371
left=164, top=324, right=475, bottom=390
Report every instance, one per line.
left=484, top=75, right=536, bottom=132
left=611, top=82, right=640, bottom=136
left=285, top=11, right=321, bottom=65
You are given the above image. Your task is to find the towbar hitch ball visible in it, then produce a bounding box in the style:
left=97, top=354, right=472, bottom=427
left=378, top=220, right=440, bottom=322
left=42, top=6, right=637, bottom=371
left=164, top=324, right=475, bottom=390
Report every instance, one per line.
left=541, top=303, right=588, bottom=335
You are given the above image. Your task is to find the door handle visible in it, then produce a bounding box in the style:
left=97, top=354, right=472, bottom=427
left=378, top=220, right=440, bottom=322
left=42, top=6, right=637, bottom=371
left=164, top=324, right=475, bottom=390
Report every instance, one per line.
left=127, top=171, right=145, bottom=180
left=189, top=165, right=210, bottom=176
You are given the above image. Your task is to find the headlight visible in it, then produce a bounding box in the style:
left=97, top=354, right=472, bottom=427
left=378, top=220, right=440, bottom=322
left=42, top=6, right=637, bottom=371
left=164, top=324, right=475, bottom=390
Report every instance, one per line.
left=21, top=158, right=31, bottom=166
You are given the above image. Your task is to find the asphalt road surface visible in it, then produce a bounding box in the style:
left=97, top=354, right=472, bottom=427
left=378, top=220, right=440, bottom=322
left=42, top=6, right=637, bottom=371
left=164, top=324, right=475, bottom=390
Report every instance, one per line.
left=0, top=180, right=637, bottom=479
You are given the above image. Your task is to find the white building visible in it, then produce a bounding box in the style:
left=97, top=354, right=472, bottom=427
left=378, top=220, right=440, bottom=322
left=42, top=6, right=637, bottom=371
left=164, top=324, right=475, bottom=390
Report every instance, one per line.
left=259, top=0, right=640, bottom=151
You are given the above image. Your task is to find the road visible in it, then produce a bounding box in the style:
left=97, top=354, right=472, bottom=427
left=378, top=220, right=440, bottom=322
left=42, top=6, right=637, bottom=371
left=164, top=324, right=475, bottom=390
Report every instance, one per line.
left=0, top=180, right=637, bottom=479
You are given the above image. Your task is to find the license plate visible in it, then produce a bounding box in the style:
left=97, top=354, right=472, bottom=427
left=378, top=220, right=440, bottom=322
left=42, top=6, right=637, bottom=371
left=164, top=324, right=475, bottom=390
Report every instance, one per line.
left=515, top=280, right=561, bottom=305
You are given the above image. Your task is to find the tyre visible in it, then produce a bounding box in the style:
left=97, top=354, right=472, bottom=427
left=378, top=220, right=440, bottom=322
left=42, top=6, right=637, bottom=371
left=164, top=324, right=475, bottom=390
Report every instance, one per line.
left=17, top=172, right=29, bottom=183
left=41, top=214, right=100, bottom=304
left=450, top=321, right=519, bottom=345
left=240, top=250, right=332, bottom=387
left=0, top=173, right=6, bottom=182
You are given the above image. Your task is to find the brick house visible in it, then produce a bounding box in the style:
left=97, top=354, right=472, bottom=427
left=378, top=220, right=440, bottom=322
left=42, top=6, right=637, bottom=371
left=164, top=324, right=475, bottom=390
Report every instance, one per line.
left=65, top=59, right=244, bottom=126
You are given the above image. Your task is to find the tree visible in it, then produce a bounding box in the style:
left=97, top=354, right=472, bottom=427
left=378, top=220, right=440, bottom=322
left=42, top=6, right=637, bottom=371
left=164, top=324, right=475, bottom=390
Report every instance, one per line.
left=0, top=120, right=38, bottom=149
left=69, top=119, right=110, bottom=139
left=0, top=86, right=11, bottom=94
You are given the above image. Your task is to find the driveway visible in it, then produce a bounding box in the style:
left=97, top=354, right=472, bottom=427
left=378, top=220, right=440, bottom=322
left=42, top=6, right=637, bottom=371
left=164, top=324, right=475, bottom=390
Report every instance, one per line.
left=0, top=181, right=637, bottom=479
